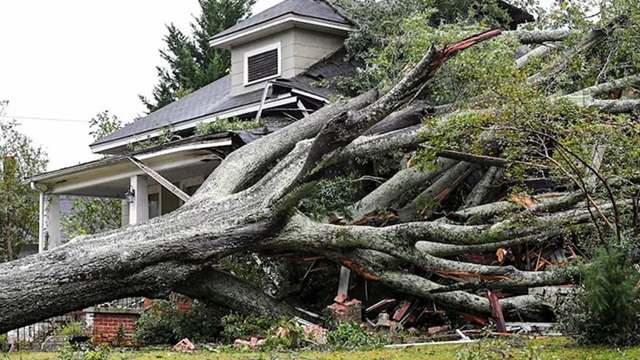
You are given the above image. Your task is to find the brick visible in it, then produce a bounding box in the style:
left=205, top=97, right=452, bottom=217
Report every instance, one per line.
left=92, top=313, right=140, bottom=346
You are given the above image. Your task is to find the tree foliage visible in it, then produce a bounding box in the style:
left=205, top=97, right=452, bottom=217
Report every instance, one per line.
left=331, top=0, right=640, bottom=228
left=558, top=247, right=640, bottom=345
left=0, top=101, right=48, bottom=261
left=88, top=110, right=122, bottom=141
left=61, top=111, right=122, bottom=239
left=140, top=0, right=255, bottom=112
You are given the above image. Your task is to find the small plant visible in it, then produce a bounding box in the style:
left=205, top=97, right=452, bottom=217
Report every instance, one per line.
left=326, top=322, right=383, bottom=350
left=220, top=313, right=278, bottom=342
left=115, top=324, right=126, bottom=346
left=557, top=247, right=640, bottom=345
left=0, top=333, right=7, bottom=352
left=195, top=118, right=259, bottom=135
left=456, top=337, right=542, bottom=360
left=57, top=321, right=84, bottom=337
left=57, top=343, right=110, bottom=360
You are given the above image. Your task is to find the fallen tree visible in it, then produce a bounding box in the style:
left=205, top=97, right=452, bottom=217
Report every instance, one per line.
left=2, top=14, right=639, bottom=333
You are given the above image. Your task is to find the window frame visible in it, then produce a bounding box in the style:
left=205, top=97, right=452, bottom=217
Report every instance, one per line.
left=243, top=42, right=282, bottom=86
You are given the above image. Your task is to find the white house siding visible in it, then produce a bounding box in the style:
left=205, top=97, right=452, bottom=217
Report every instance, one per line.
left=291, top=28, right=344, bottom=73
left=230, top=28, right=345, bottom=96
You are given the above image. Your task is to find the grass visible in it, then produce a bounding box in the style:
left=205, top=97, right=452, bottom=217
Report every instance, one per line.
left=4, top=337, right=640, bottom=359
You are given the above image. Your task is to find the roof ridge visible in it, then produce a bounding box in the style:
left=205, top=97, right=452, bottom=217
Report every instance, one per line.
left=314, top=0, right=355, bottom=26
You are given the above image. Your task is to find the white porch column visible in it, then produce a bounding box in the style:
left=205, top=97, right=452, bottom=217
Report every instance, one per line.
left=38, top=192, right=45, bottom=253
left=129, top=175, right=149, bottom=225
left=43, top=194, right=61, bottom=250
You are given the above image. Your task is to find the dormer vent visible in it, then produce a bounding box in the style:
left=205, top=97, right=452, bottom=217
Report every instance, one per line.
left=244, top=43, right=281, bottom=85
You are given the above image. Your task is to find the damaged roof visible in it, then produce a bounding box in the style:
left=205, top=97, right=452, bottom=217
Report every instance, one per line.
left=91, top=49, right=357, bottom=149
left=274, top=48, right=358, bottom=98
left=91, top=76, right=266, bottom=147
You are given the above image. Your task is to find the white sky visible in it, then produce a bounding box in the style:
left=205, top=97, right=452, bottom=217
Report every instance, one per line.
left=0, top=0, right=282, bottom=171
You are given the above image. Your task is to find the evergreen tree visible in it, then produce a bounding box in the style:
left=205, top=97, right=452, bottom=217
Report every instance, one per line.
left=141, top=0, right=255, bottom=112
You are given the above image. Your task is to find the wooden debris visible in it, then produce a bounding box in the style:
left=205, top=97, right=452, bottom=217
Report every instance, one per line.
left=234, top=337, right=265, bottom=351
left=463, top=313, right=489, bottom=326
left=496, top=248, right=507, bottom=264
left=486, top=290, right=507, bottom=333
left=375, top=311, right=398, bottom=331
left=172, top=338, right=195, bottom=353
left=365, top=298, right=396, bottom=313
left=295, top=307, right=322, bottom=319
left=428, top=325, right=451, bottom=335
left=392, top=301, right=412, bottom=321
left=302, top=323, right=327, bottom=344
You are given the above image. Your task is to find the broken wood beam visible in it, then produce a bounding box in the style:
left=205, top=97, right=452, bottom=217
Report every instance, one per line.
left=128, top=156, right=191, bottom=202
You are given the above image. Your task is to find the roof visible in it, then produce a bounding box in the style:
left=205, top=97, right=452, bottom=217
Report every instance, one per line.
left=34, top=133, right=234, bottom=184
left=212, top=0, right=351, bottom=41
left=274, top=48, right=358, bottom=98
left=93, top=75, right=234, bottom=147
left=91, top=50, right=357, bottom=151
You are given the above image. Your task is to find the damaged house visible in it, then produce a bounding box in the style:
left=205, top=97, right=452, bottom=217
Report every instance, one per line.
left=22, top=0, right=533, bottom=346
left=24, top=0, right=357, bottom=345
left=29, top=0, right=356, bottom=251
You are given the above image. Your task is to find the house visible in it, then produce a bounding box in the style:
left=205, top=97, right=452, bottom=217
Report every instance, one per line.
left=29, top=0, right=358, bottom=253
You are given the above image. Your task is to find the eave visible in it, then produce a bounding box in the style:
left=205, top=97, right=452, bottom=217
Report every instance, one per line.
left=210, top=14, right=355, bottom=49
left=89, top=94, right=301, bottom=155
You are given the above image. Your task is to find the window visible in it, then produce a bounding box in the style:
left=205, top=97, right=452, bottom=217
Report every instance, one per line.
left=244, top=43, right=281, bottom=86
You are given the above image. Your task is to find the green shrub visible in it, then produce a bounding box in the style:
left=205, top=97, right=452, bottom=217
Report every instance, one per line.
left=220, top=313, right=277, bottom=342
left=134, top=298, right=226, bottom=345
left=133, top=300, right=176, bottom=345
left=57, top=321, right=84, bottom=337
left=557, top=247, right=640, bottom=345
left=326, top=322, right=383, bottom=350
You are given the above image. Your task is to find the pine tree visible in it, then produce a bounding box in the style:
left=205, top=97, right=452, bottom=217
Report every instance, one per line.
left=141, top=0, right=255, bottom=112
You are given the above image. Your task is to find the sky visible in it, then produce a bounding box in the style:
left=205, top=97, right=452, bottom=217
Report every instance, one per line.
left=0, top=0, right=283, bottom=171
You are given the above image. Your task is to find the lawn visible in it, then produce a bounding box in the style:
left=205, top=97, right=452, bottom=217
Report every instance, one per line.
left=4, top=338, right=640, bottom=359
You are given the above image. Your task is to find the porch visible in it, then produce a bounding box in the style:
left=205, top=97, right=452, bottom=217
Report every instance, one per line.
left=28, top=133, right=236, bottom=252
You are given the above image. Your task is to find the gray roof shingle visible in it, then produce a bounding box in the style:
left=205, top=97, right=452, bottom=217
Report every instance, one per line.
left=211, top=0, right=351, bottom=41
left=92, top=50, right=357, bottom=148
left=92, top=76, right=269, bottom=146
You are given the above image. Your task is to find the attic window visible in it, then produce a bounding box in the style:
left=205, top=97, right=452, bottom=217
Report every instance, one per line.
left=244, top=43, right=281, bottom=86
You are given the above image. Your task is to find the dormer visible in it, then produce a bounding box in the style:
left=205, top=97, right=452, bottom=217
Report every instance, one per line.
left=210, top=0, right=355, bottom=96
